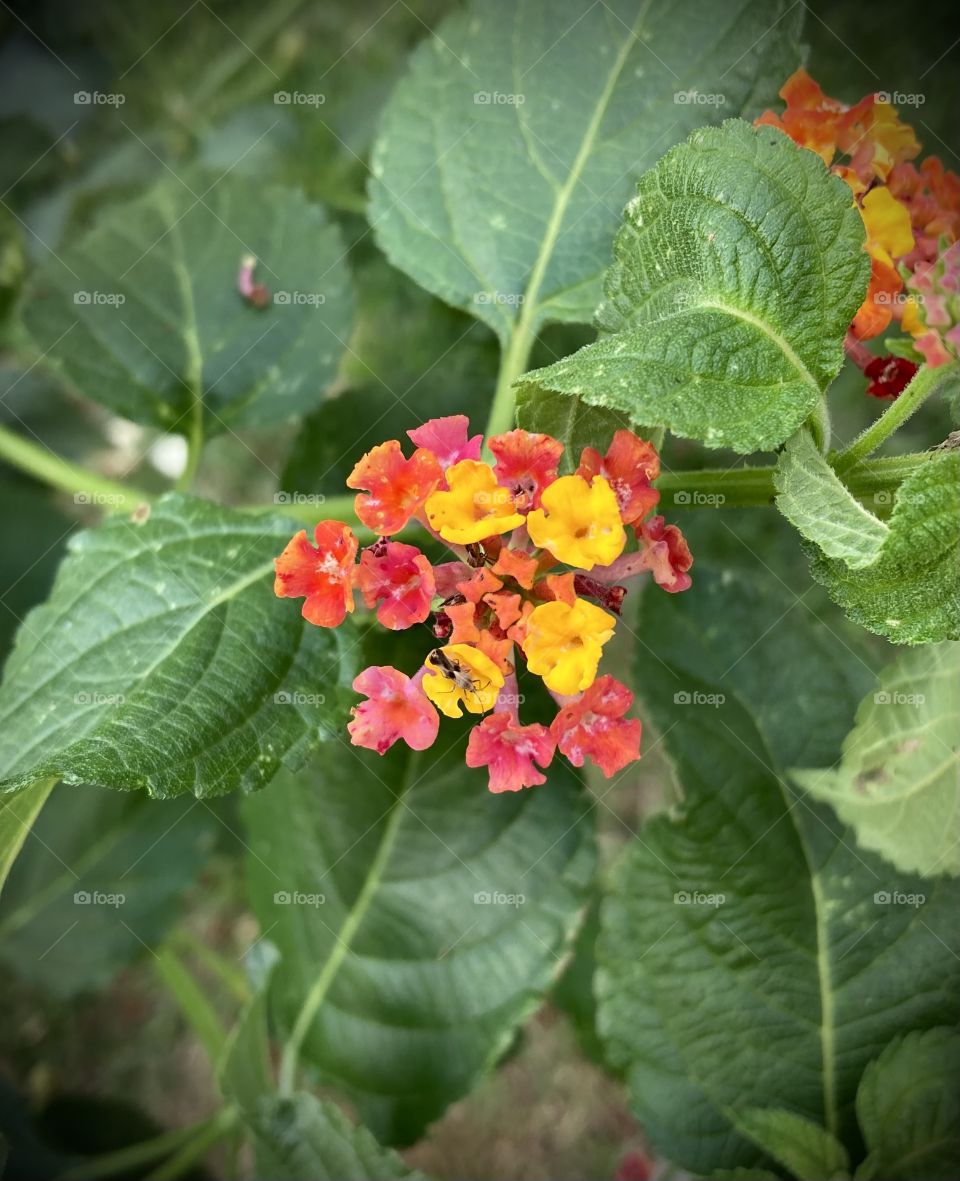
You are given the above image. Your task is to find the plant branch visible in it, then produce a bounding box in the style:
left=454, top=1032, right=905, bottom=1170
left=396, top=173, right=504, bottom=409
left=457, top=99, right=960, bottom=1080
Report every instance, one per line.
left=833, top=361, right=959, bottom=475
left=57, top=1113, right=233, bottom=1181
left=483, top=315, right=538, bottom=447
left=0, top=425, right=151, bottom=511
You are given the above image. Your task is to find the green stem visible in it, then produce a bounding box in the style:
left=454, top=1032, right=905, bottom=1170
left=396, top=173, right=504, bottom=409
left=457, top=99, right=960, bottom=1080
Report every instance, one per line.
left=833, top=361, right=958, bottom=475
left=277, top=755, right=417, bottom=1095
left=144, top=1108, right=239, bottom=1181
left=0, top=425, right=151, bottom=511
left=57, top=1114, right=229, bottom=1181
left=174, top=405, right=204, bottom=492
left=483, top=315, right=538, bottom=448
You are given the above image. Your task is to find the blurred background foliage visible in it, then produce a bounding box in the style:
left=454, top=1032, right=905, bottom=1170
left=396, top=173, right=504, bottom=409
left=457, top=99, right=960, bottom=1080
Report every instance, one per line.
left=0, top=0, right=956, bottom=1177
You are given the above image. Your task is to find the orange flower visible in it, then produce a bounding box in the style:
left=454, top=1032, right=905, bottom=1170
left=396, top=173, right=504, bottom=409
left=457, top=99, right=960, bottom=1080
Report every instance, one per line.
left=347, top=440, right=442, bottom=535
left=274, top=521, right=357, bottom=627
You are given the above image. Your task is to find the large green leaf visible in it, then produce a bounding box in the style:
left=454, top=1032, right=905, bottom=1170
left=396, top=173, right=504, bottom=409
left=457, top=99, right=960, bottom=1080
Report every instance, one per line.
left=17, top=174, right=354, bottom=434
left=775, top=430, right=889, bottom=567
left=0, top=495, right=355, bottom=798
left=248, top=1094, right=429, bottom=1181
left=369, top=0, right=802, bottom=344
left=596, top=564, right=960, bottom=1176
left=519, top=121, right=870, bottom=453
left=794, top=643, right=960, bottom=877
left=243, top=708, right=594, bottom=1144
left=0, top=784, right=215, bottom=998
left=808, top=451, right=960, bottom=644
left=855, top=1028, right=960, bottom=1181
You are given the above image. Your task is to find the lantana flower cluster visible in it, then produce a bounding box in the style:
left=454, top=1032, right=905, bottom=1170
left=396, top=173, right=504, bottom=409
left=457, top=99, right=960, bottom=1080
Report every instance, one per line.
left=274, top=417, right=692, bottom=793
left=757, top=69, right=960, bottom=395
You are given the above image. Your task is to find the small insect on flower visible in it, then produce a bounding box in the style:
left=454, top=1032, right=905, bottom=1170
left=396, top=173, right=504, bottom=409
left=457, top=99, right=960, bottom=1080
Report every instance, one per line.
left=237, top=254, right=270, bottom=309
left=426, top=647, right=492, bottom=708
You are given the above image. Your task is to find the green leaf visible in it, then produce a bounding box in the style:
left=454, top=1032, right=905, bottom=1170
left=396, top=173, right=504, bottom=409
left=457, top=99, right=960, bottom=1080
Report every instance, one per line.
left=596, top=564, right=960, bottom=1176
left=775, top=430, right=889, bottom=568
left=0, top=779, right=54, bottom=897
left=0, top=784, right=215, bottom=998
left=855, top=1028, right=960, bottom=1181
left=243, top=720, right=594, bottom=1144
left=733, top=1108, right=850, bottom=1179
left=0, top=494, right=356, bottom=798
left=794, top=644, right=960, bottom=877
left=247, top=1093, right=429, bottom=1181
left=519, top=121, right=870, bottom=453
left=369, top=0, right=802, bottom=343
left=217, top=945, right=279, bottom=1109
left=807, top=451, right=960, bottom=644
left=154, top=945, right=229, bottom=1064
left=516, top=387, right=637, bottom=474
left=17, top=174, right=354, bottom=434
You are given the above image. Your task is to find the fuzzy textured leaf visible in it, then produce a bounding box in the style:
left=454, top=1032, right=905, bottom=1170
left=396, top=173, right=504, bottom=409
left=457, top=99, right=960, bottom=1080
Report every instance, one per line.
left=18, top=174, right=354, bottom=434
left=733, top=1108, right=849, bottom=1180
left=369, top=0, right=803, bottom=343
left=248, top=1094, right=429, bottom=1181
left=775, top=430, right=889, bottom=567
left=794, top=643, right=960, bottom=877
left=0, top=495, right=355, bottom=798
left=596, top=565, right=960, bottom=1176
left=855, top=1028, right=960, bottom=1180
left=808, top=451, right=960, bottom=643
left=519, top=121, right=870, bottom=452
left=243, top=706, right=594, bottom=1145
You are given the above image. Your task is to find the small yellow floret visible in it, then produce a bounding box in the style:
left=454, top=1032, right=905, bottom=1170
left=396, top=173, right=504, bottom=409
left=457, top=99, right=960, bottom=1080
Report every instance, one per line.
left=425, top=461, right=524, bottom=544
left=522, top=599, right=615, bottom=695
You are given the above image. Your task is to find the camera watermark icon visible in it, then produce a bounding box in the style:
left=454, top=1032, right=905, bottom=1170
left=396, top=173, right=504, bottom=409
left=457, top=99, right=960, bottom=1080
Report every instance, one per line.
left=274, top=291, right=326, bottom=306
left=74, top=291, right=126, bottom=306
left=674, top=90, right=726, bottom=106
left=474, top=291, right=525, bottom=307
left=673, top=690, right=725, bottom=707
left=274, top=91, right=326, bottom=106
left=273, top=491, right=326, bottom=505
left=74, top=890, right=125, bottom=907
left=74, top=491, right=126, bottom=507
left=873, top=690, right=925, bottom=706
left=273, top=889, right=325, bottom=906
left=874, top=889, right=925, bottom=907
left=474, top=890, right=525, bottom=907
left=673, top=490, right=725, bottom=506
left=874, top=489, right=927, bottom=507
left=875, top=90, right=925, bottom=107
left=873, top=291, right=922, bottom=305
left=273, top=691, right=326, bottom=706
left=74, top=691, right=125, bottom=706
left=74, top=91, right=125, bottom=106
left=474, top=91, right=525, bottom=105
left=674, top=890, right=726, bottom=907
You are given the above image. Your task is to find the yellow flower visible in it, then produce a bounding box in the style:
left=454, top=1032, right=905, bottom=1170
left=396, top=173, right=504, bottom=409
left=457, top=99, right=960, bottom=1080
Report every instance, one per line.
left=422, top=643, right=504, bottom=718
left=425, top=460, right=524, bottom=544
left=526, top=474, right=626, bottom=569
left=522, top=599, right=615, bottom=695
left=861, top=186, right=914, bottom=265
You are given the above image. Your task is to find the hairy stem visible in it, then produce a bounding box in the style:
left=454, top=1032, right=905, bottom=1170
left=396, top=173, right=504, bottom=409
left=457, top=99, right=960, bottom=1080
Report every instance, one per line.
left=833, top=360, right=958, bottom=475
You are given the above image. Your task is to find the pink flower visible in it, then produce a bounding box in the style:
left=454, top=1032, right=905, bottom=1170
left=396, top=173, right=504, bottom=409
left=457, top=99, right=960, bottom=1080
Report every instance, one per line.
left=551, top=675, right=641, bottom=777
left=355, top=541, right=436, bottom=630
left=636, top=516, right=693, bottom=593
left=348, top=666, right=439, bottom=755
left=466, top=712, right=555, bottom=793
left=407, top=415, right=482, bottom=474
left=488, top=429, right=564, bottom=512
